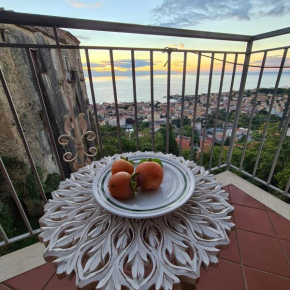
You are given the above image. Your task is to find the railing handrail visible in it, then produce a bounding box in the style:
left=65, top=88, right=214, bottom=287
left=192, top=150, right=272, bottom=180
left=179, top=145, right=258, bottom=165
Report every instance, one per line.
left=0, top=11, right=252, bottom=42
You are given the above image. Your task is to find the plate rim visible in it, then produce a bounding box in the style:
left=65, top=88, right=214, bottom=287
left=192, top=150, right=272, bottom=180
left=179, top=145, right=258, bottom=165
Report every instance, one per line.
left=92, top=154, right=195, bottom=218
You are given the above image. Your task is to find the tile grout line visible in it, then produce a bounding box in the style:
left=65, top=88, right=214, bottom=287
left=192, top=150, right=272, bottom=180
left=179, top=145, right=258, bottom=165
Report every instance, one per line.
left=1, top=282, right=16, bottom=290
left=235, top=230, right=248, bottom=290
left=219, top=257, right=290, bottom=280
left=42, top=271, right=56, bottom=290
left=228, top=185, right=248, bottom=290
left=265, top=209, right=290, bottom=268
left=236, top=227, right=278, bottom=239
left=232, top=202, right=267, bottom=211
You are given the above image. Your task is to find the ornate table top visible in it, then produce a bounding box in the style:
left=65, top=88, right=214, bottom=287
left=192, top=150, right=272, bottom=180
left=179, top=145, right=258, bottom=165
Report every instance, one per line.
left=39, top=152, right=234, bottom=290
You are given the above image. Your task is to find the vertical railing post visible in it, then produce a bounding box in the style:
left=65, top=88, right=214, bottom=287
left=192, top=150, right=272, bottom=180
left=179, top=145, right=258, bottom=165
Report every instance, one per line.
left=267, top=104, right=290, bottom=184
left=284, top=177, right=290, bottom=196
left=190, top=52, right=201, bottom=160
left=227, top=41, right=253, bottom=168
left=131, top=50, right=139, bottom=151
left=166, top=50, right=172, bottom=154
left=209, top=53, right=226, bottom=171
left=252, top=48, right=288, bottom=177
left=239, top=51, right=267, bottom=170
left=0, top=225, right=9, bottom=245
left=218, top=53, right=238, bottom=167
left=25, top=48, right=65, bottom=180
left=85, top=49, right=104, bottom=157
left=179, top=52, right=187, bottom=156
left=150, top=51, right=155, bottom=151
left=200, top=53, right=214, bottom=165
left=0, top=69, right=47, bottom=203
left=109, top=49, right=122, bottom=153
left=0, top=157, right=34, bottom=234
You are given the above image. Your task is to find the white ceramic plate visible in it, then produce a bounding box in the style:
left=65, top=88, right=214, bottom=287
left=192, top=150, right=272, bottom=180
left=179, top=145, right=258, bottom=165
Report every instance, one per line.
left=92, top=154, right=195, bottom=219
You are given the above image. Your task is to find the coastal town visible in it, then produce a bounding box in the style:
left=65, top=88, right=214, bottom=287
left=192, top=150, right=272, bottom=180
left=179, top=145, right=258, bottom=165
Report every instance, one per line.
left=88, top=89, right=289, bottom=153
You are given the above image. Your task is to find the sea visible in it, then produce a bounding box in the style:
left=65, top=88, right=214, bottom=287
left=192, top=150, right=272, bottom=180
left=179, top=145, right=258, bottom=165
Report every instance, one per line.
left=85, top=72, right=290, bottom=104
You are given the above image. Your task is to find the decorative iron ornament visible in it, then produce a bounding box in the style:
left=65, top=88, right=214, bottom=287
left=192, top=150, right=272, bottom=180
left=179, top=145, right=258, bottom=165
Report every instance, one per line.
left=39, top=152, right=234, bottom=290
left=58, top=112, right=97, bottom=171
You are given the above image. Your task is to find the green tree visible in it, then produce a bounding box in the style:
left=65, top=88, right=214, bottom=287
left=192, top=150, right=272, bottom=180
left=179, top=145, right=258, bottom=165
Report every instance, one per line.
left=155, top=124, right=178, bottom=155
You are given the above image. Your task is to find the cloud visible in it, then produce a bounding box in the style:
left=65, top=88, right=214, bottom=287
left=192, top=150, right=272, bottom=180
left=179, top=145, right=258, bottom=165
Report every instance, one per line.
left=251, top=55, right=290, bottom=67
left=151, top=0, right=290, bottom=27
left=66, top=0, right=101, bottom=8
left=74, top=35, right=92, bottom=40
left=168, top=43, right=184, bottom=49
left=83, top=59, right=152, bottom=70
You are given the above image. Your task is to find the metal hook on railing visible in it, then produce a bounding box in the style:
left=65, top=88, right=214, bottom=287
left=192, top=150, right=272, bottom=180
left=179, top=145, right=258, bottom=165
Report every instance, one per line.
left=162, top=47, right=177, bottom=67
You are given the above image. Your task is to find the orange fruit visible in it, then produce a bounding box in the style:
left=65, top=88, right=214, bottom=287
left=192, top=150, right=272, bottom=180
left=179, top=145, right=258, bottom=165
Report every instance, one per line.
left=135, top=161, right=164, bottom=190
left=108, top=172, right=134, bottom=199
left=111, top=158, right=134, bottom=175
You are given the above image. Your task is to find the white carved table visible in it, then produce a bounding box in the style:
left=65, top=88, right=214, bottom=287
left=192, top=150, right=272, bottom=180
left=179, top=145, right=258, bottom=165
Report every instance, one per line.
left=39, top=152, right=234, bottom=290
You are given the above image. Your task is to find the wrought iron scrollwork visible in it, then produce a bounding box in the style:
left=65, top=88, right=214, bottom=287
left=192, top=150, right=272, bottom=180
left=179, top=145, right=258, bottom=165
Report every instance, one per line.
left=58, top=113, right=97, bottom=171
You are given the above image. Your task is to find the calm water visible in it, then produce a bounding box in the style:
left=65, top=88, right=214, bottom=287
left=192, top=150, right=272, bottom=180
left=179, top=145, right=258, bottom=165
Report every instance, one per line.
left=86, top=72, right=290, bottom=104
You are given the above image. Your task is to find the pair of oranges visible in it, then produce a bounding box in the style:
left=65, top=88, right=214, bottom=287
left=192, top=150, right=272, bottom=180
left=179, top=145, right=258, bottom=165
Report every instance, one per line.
left=108, top=157, right=164, bottom=199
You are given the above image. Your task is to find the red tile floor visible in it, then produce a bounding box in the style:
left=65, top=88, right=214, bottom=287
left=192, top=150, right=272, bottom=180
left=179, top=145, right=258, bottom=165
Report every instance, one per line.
left=1, top=184, right=290, bottom=290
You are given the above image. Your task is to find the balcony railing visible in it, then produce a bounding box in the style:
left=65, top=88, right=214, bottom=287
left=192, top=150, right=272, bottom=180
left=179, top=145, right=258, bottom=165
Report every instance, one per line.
left=0, top=11, right=290, bottom=250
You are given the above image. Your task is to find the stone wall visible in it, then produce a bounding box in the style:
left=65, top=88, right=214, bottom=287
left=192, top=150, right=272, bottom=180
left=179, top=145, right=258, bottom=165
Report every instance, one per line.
left=0, top=24, right=90, bottom=179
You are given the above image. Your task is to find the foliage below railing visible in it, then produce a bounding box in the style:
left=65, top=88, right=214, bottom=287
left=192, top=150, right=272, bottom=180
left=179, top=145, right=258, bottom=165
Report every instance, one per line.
left=0, top=156, right=60, bottom=255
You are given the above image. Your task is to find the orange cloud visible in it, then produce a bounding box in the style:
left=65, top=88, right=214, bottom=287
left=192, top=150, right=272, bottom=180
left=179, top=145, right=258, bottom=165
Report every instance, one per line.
left=66, top=1, right=101, bottom=8
left=167, top=43, right=184, bottom=49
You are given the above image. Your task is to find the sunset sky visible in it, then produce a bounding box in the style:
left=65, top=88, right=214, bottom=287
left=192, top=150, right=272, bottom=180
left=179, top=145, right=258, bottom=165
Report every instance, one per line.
left=2, top=0, right=290, bottom=76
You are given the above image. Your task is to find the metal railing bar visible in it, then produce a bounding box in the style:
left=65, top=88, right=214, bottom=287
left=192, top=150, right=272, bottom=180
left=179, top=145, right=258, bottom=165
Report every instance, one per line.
left=166, top=51, right=172, bottom=154
left=190, top=52, right=201, bottom=160
left=85, top=49, right=104, bottom=158
left=0, top=225, right=9, bottom=244
left=284, top=177, right=290, bottom=195
left=179, top=52, right=187, bottom=156
left=109, top=49, right=122, bottom=153
left=252, top=45, right=290, bottom=54
left=0, top=229, right=41, bottom=247
left=279, top=95, right=290, bottom=130
left=0, top=11, right=252, bottom=42
left=0, top=157, right=34, bottom=234
left=218, top=53, right=238, bottom=167
left=150, top=51, right=155, bottom=151
left=239, top=51, right=267, bottom=170
left=253, top=27, right=290, bottom=41
left=26, top=48, right=65, bottom=180
left=266, top=105, right=290, bottom=184
left=52, top=25, right=60, bottom=46
left=230, top=164, right=290, bottom=198
left=227, top=41, right=253, bottom=168
left=55, top=42, right=85, bottom=167
left=0, top=69, right=47, bottom=203
left=209, top=53, right=227, bottom=171
left=200, top=53, right=214, bottom=166
left=0, top=43, right=246, bottom=54
left=131, top=50, right=139, bottom=151
left=211, top=163, right=228, bottom=172
left=252, top=48, right=288, bottom=177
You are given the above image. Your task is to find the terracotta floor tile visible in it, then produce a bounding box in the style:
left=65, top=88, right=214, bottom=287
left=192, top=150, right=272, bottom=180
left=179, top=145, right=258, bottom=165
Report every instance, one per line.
left=228, top=185, right=265, bottom=209
left=268, top=211, right=290, bottom=241
left=44, top=273, right=78, bottom=290
left=223, top=185, right=232, bottom=204
left=3, top=263, right=55, bottom=290
left=234, top=205, right=276, bottom=237
left=237, top=230, right=290, bottom=278
left=219, top=230, right=240, bottom=263
left=0, top=284, right=13, bottom=290
left=244, top=266, right=290, bottom=290
left=280, top=239, right=290, bottom=264
left=197, top=259, right=246, bottom=290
